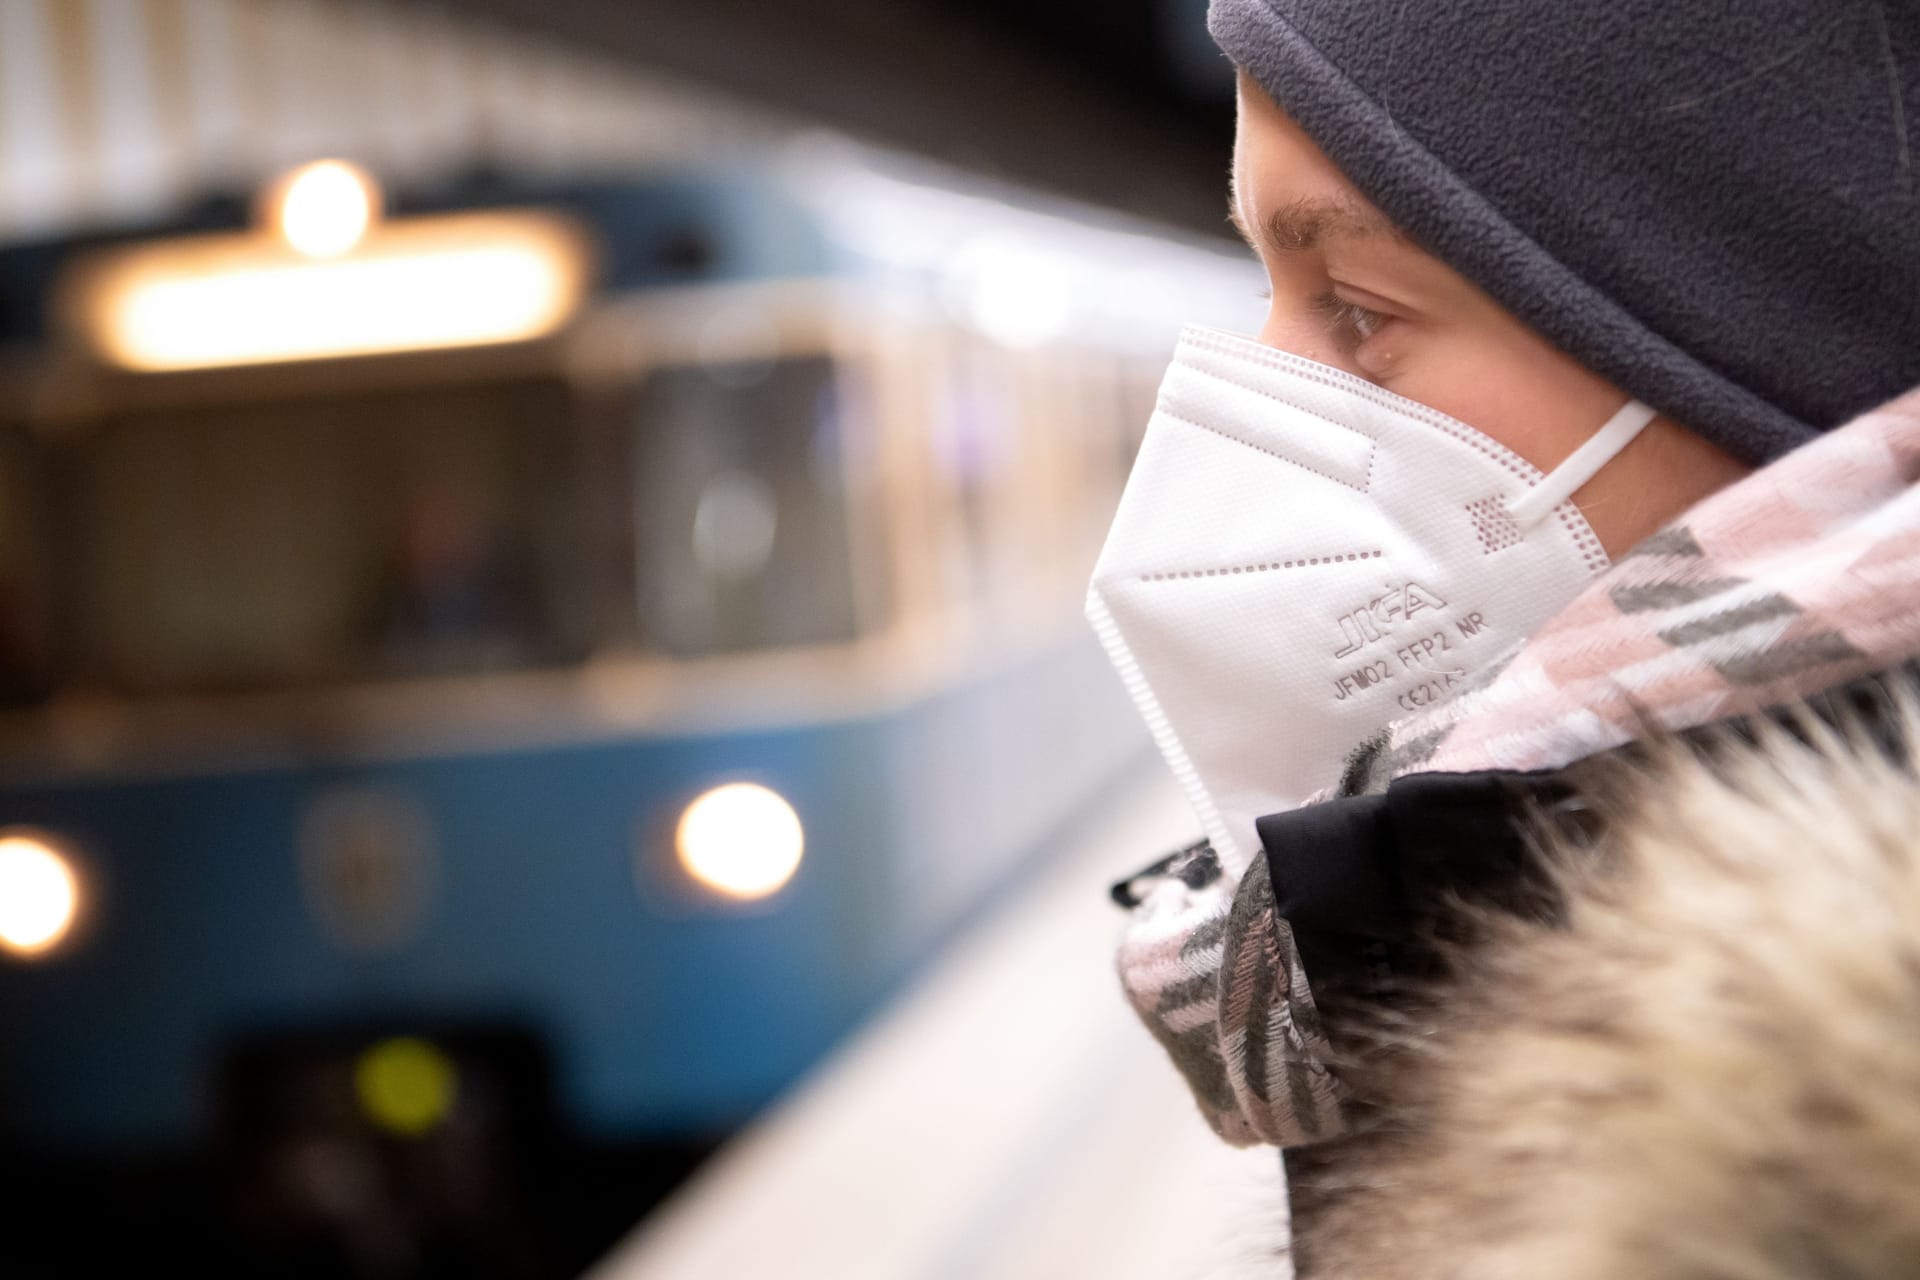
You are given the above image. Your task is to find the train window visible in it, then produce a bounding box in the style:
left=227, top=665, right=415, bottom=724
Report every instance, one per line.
left=72, top=378, right=591, bottom=693
left=626, top=356, right=870, bottom=655
left=928, top=340, right=1023, bottom=616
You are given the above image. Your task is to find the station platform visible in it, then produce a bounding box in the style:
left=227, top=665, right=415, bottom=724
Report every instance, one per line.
left=588, top=770, right=1289, bottom=1280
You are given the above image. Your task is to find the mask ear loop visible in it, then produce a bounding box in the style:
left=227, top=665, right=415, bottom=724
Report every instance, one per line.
left=1504, top=400, right=1658, bottom=530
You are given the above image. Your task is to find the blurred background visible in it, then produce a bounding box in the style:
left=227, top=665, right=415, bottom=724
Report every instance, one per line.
left=0, top=2, right=1275, bottom=1275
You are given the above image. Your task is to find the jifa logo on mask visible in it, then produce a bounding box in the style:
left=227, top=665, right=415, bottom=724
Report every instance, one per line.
left=1332, top=581, right=1448, bottom=659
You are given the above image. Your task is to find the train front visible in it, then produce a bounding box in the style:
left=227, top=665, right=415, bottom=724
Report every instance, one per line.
left=0, top=0, right=1275, bottom=1269
left=0, top=121, right=1260, bottom=1278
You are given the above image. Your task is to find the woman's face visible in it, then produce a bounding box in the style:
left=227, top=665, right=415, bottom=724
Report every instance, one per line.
left=1231, top=73, right=1750, bottom=557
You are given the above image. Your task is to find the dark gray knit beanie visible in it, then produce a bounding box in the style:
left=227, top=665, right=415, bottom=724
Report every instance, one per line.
left=1209, top=0, right=1920, bottom=466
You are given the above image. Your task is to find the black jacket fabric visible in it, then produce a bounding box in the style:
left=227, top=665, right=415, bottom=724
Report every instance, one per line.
left=1253, top=660, right=1919, bottom=1035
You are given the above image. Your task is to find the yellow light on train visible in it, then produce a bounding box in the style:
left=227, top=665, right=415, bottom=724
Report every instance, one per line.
left=270, top=160, right=379, bottom=258
left=64, top=191, right=592, bottom=372
left=0, top=832, right=81, bottom=959
left=354, top=1036, right=459, bottom=1138
left=675, top=783, right=804, bottom=901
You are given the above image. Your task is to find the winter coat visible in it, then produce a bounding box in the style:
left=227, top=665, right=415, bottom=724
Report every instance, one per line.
left=1281, top=661, right=1920, bottom=1280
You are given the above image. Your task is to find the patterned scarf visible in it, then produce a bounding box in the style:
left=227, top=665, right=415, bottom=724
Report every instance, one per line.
left=1114, top=384, right=1920, bottom=1148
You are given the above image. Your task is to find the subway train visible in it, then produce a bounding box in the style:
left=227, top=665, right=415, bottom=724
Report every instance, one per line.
left=0, top=144, right=1256, bottom=1270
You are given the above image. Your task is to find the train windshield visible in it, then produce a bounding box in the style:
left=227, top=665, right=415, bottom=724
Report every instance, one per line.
left=56, top=349, right=881, bottom=697
left=72, top=376, right=592, bottom=693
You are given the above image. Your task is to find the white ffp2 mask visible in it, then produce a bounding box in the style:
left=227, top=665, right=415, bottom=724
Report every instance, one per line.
left=1087, top=325, right=1653, bottom=873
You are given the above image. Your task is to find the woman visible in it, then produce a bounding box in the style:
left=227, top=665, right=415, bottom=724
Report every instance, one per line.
left=1094, top=2, right=1920, bottom=1274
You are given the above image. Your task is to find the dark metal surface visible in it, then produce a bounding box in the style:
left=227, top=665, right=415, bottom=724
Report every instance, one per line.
left=422, top=0, right=1237, bottom=235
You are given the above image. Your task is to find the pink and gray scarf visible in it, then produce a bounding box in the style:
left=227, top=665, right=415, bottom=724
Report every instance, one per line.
left=1115, top=384, right=1920, bottom=1148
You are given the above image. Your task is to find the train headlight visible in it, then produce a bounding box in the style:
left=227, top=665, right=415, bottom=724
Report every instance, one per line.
left=0, top=832, right=82, bottom=959
left=675, top=784, right=804, bottom=900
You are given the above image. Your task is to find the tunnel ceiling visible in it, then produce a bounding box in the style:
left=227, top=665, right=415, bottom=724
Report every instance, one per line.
left=420, top=0, right=1237, bottom=238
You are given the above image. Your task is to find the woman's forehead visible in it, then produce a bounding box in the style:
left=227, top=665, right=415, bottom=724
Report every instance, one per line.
left=1232, top=74, right=1402, bottom=257
left=1232, top=73, right=1374, bottom=220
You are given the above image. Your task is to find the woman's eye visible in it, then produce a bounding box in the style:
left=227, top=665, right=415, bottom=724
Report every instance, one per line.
left=1311, top=291, right=1386, bottom=345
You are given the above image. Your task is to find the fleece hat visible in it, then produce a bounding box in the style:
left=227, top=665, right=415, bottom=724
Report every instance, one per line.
left=1209, top=0, right=1920, bottom=466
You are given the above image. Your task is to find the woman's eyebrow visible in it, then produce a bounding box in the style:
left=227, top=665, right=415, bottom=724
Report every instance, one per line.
left=1228, top=191, right=1402, bottom=256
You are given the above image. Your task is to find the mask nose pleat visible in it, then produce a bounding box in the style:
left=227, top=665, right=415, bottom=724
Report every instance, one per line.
left=1162, top=357, right=1377, bottom=495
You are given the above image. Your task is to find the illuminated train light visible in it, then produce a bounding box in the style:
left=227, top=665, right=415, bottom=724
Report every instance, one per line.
left=0, top=832, right=82, bottom=959
left=354, top=1036, right=459, bottom=1138
left=68, top=210, right=592, bottom=372
left=675, top=784, right=805, bottom=901
left=270, top=159, right=379, bottom=259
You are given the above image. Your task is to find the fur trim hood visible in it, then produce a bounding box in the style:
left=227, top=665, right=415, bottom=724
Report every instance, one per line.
left=1286, top=684, right=1920, bottom=1279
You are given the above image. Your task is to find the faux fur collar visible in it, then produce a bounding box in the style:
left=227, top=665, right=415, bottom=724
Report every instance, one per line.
left=1286, top=682, right=1920, bottom=1280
